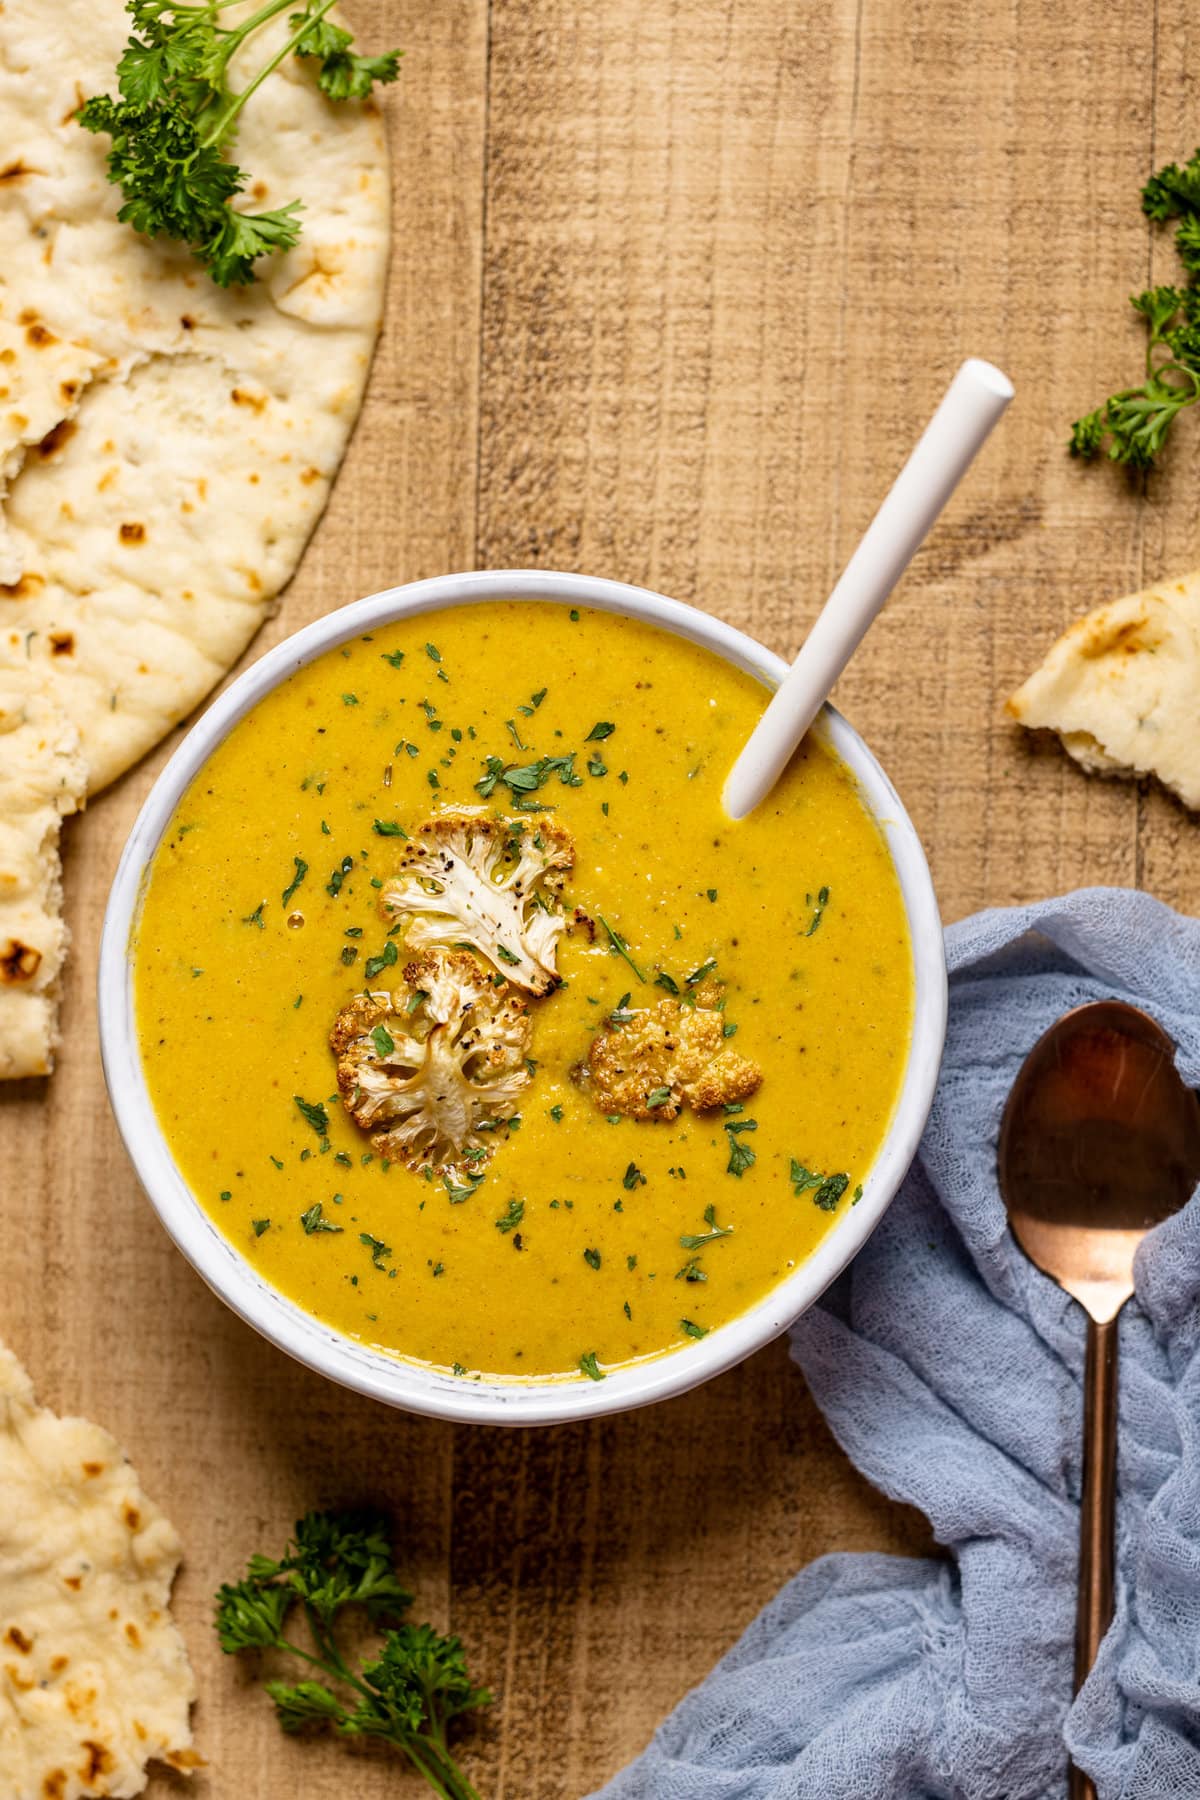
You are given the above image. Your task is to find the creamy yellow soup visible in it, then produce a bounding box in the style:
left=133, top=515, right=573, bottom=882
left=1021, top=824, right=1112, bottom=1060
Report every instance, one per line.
left=134, top=603, right=913, bottom=1382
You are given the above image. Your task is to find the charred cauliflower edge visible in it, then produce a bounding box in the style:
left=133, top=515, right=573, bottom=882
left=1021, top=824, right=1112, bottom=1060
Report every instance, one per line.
left=583, top=980, right=763, bottom=1120
left=379, top=814, right=574, bottom=995
left=330, top=817, right=574, bottom=1175
left=331, top=949, right=532, bottom=1175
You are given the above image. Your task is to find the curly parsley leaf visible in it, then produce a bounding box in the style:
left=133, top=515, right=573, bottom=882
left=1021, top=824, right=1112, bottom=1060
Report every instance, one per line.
left=214, top=1511, right=488, bottom=1798
left=1072, top=151, right=1200, bottom=468
left=81, top=1, right=401, bottom=287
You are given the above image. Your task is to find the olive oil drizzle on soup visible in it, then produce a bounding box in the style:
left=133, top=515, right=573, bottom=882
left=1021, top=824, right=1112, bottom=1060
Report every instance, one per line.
left=135, top=603, right=913, bottom=1381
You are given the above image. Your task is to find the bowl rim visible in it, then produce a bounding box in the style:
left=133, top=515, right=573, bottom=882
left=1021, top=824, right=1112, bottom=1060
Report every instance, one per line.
left=98, top=568, right=947, bottom=1426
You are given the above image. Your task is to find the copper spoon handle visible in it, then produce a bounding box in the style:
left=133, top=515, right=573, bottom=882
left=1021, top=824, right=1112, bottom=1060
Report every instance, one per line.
left=1069, top=1314, right=1119, bottom=1800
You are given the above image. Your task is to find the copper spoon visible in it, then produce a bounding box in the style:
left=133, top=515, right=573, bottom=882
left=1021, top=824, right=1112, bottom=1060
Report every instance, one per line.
left=997, top=1001, right=1200, bottom=1800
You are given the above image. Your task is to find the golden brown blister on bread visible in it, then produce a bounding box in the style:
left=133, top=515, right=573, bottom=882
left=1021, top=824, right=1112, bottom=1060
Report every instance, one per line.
left=1008, top=570, right=1200, bottom=809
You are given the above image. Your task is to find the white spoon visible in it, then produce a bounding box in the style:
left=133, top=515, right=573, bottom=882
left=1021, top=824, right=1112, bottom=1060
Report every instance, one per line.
left=722, top=358, right=1014, bottom=820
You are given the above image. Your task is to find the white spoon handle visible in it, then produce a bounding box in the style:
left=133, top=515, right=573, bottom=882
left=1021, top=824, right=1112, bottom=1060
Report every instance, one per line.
left=722, top=357, right=1014, bottom=820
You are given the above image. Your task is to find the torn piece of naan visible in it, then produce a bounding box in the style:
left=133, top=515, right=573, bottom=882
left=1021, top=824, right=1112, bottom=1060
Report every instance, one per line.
left=0, top=683, right=86, bottom=1079
left=0, top=1342, right=196, bottom=1799
left=1008, top=569, right=1200, bottom=810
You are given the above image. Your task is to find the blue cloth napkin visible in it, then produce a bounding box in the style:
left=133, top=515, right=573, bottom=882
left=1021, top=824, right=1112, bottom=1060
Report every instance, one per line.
left=595, top=889, right=1200, bottom=1800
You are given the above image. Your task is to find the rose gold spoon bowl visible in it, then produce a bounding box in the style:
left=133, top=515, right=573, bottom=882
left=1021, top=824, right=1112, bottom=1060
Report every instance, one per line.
left=997, top=1001, right=1200, bottom=1800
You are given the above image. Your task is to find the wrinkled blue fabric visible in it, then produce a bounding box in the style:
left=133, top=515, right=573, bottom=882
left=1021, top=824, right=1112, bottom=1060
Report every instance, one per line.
left=594, top=890, right=1200, bottom=1800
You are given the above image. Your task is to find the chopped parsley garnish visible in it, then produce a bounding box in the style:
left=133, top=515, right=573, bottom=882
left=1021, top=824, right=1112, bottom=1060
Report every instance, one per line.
left=579, top=1351, right=604, bottom=1380
left=359, top=1233, right=392, bottom=1269
left=425, top=642, right=442, bottom=662
left=725, top=1120, right=757, bottom=1178
left=300, top=1203, right=342, bottom=1235
left=341, top=946, right=358, bottom=966
left=475, top=751, right=581, bottom=806
left=281, top=857, right=308, bottom=906
left=622, top=1161, right=646, bottom=1190
left=380, top=648, right=405, bottom=667
left=342, top=693, right=359, bottom=706
left=371, top=1024, right=395, bottom=1058
left=686, top=957, right=717, bottom=986
left=791, top=1160, right=851, bottom=1211
left=326, top=854, right=354, bottom=898
left=679, top=1204, right=733, bottom=1249
left=373, top=819, right=408, bottom=837
left=654, top=971, right=680, bottom=996
left=294, top=1095, right=330, bottom=1138
left=495, top=1198, right=525, bottom=1234
left=609, top=994, right=635, bottom=1026
left=549, top=1104, right=564, bottom=1122
left=679, top=1319, right=710, bottom=1340
left=806, top=886, right=830, bottom=937
left=443, top=1170, right=484, bottom=1204
left=645, top=1086, right=672, bottom=1109
left=505, top=719, right=527, bottom=750
left=583, top=1247, right=601, bottom=1270
left=241, top=899, right=266, bottom=929
left=585, top=721, right=616, bottom=741
left=364, top=940, right=399, bottom=980
left=598, top=915, right=646, bottom=982
left=496, top=945, right=520, bottom=966
left=676, top=1258, right=706, bottom=1283
left=252, top=1219, right=270, bottom=1237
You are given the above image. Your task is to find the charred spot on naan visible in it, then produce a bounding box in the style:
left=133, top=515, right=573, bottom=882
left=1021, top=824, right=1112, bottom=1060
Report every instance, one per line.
left=0, top=938, right=42, bottom=983
left=34, top=419, right=76, bottom=460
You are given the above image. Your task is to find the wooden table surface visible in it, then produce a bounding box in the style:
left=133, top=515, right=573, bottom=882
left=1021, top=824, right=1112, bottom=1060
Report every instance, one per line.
left=3, top=1, right=1196, bottom=1794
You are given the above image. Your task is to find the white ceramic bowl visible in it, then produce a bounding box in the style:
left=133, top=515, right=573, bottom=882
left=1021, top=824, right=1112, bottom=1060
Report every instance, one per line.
left=99, top=570, right=946, bottom=1426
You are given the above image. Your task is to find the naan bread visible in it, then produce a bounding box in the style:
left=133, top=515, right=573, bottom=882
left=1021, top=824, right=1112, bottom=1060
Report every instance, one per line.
left=0, top=1342, right=196, bottom=1799
left=0, top=685, right=86, bottom=1078
left=0, top=0, right=391, bottom=1072
left=0, top=0, right=390, bottom=791
left=1008, top=570, right=1200, bottom=810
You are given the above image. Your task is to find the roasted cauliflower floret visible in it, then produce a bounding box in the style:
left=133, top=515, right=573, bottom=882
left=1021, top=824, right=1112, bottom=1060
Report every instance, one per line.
left=330, top=948, right=531, bottom=1172
left=379, top=815, right=574, bottom=994
left=586, top=993, right=762, bottom=1120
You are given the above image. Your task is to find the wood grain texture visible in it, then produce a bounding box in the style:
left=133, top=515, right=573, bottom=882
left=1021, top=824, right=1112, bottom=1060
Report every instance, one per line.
left=2, top=0, right=1196, bottom=1794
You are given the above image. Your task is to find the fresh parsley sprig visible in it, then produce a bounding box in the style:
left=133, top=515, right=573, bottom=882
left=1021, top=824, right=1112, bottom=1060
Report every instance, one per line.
left=215, top=1511, right=489, bottom=1800
left=1072, top=148, right=1200, bottom=468
left=79, top=1, right=401, bottom=287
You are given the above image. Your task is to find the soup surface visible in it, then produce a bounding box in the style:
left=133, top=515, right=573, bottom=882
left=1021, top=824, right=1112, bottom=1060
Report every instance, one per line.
left=135, top=602, right=913, bottom=1381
